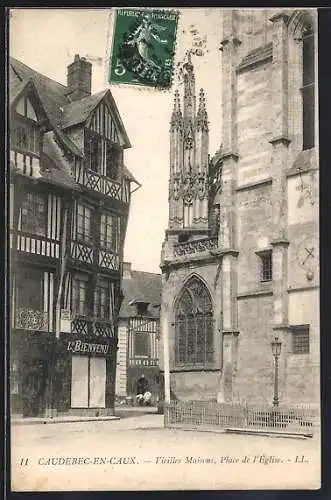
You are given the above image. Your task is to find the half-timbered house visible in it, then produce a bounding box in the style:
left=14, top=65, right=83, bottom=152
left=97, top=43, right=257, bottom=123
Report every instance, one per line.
left=10, top=55, right=140, bottom=417
left=116, top=263, right=161, bottom=404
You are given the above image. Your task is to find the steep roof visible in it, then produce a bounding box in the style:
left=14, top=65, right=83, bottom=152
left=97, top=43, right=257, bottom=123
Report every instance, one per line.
left=10, top=57, right=131, bottom=148
left=10, top=56, right=137, bottom=188
left=120, top=270, right=162, bottom=319
left=10, top=57, right=69, bottom=125
left=10, top=78, right=27, bottom=106
left=40, top=131, right=81, bottom=190
left=60, top=90, right=108, bottom=129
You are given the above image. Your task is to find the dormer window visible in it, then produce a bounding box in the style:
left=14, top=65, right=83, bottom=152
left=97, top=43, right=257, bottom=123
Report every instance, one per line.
left=129, top=300, right=149, bottom=316
left=106, top=143, right=121, bottom=180
left=16, top=96, right=38, bottom=121
left=12, top=123, right=40, bottom=154
left=12, top=95, right=40, bottom=155
left=85, top=129, right=121, bottom=181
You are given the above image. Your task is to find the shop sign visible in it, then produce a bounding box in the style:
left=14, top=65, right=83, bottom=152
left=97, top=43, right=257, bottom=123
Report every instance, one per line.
left=67, top=340, right=109, bottom=355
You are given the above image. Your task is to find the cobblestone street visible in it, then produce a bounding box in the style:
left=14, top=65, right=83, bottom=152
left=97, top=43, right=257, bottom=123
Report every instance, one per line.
left=11, top=413, right=320, bottom=491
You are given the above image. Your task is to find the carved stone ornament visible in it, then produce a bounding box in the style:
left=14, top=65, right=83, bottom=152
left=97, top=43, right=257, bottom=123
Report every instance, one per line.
left=170, top=173, right=181, bottom=200
left=182, top=175, right=194, bottom=205
left=184, top=122, right=194, bottom=150
left=196, top=173, right=208, bottom=200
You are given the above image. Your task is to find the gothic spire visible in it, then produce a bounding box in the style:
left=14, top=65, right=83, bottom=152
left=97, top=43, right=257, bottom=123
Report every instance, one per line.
left=183, top=51, right=196, bottom=122
left=170, top=89, right=182, bottom=130
left=196, top=88, right=209, bottom=131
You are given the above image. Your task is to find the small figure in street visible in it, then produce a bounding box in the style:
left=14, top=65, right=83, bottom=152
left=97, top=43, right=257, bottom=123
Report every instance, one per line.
left=136, top=374, right=151, bottom=406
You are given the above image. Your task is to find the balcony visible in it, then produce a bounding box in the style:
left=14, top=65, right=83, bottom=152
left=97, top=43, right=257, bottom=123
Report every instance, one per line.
left=69, top=241, right=120, bottom=271
left=71, top=317, right=115, bottom=338
left=10, top=150, right=41, bottom=178
left=74, top=163, right=129, bottom=203
left=173, top=237, right=218, bottom=257
left=15, top=308, right=50, bottom=331
left=13, top=230, right=60, bottom=258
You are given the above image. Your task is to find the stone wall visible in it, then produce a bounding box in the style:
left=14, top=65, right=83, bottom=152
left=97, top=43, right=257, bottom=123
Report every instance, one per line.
left=236, top=183, right=273, bottom=294
left=235, top=295, right=274, bottom=403
left=237, top=63, right=273, bottom=186
left=170, top=370, right=221, bottom=401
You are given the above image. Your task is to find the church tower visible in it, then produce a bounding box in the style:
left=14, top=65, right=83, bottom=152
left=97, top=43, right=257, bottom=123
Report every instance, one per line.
left=168, top=54, right=209, bottom=236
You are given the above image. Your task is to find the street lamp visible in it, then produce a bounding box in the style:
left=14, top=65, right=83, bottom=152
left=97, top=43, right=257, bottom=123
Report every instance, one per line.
left=271, top=336, right=282, bottom=407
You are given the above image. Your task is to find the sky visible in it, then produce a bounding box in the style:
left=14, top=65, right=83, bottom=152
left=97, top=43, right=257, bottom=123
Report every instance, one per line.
left=9, top=8, right=223, bottom=273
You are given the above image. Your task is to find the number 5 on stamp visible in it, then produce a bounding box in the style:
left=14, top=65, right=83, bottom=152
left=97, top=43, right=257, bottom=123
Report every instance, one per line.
left=108, top=8, right=179, bottom=89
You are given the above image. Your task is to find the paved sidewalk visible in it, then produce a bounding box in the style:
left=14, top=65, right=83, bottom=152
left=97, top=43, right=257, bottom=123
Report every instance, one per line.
left=11, top=413, right=320, bottom=491
left=11, top=406, right=159, bottom=426
left=11, top=415, right=120, bottom=426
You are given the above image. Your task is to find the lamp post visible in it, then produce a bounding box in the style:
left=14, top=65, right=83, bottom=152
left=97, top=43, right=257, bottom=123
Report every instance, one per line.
left=271, top=336, right=282, bottom=407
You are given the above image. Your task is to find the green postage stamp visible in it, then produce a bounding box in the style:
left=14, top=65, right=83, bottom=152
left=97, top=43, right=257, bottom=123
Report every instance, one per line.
left=108, top=8, right=179, bottom=89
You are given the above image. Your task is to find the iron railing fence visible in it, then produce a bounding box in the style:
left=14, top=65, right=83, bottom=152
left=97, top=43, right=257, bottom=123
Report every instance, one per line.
left=164, top=400, right=319, bottom=436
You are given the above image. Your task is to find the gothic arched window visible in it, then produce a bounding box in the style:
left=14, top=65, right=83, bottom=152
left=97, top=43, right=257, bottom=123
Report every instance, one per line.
left=174, top=277, right=214, bottom=366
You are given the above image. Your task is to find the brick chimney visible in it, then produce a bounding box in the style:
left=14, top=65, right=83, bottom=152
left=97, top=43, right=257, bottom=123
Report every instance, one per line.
left=67, top=54, right=92, bottom=101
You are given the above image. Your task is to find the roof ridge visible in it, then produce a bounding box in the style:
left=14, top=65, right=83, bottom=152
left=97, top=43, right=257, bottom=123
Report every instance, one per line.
left=62, top=88, right=108, bottom=107
left=130, top=270, right=161, bottom=276
left=10, top=56, right=68, bottom=90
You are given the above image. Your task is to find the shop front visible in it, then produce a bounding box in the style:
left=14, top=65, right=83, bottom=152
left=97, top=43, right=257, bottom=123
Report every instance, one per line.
left=55, top=335, right=117, bottom=416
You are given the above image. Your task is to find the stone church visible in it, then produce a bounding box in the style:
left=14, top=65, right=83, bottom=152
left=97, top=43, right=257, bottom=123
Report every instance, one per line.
left=160, top=9, right=319, bottom=405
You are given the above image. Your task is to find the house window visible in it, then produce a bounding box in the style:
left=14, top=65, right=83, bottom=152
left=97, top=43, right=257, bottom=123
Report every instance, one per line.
left=136, top=302, right=149, bottom=316
left=12, top=121, right=40, bottom=155
left=86, top=132, right=102, bottom=172
left=106, top=143, right=121, bottom=180
left=16, top=96, right=38, bottom=121
left=85, top=130, right=121, bottom=180
left=72, top=276, right=89, bottom=317
left=16, top=268, right=43, bottom=310
left=302, top=27, right=315, bottom=150
left=12, top=96, right=40, bottom=154
left=174, top=276, right=214, bottom=366
left=291, top=325, right=310, bottom=354
left=77, top=204, right=92, bottom=243
left=100, top=213, right=119, bottom=251
left=20, top=192, right=47, bottom=236
left=258, top=251, right=272, bottom=282
left=94, top=279, right=109, bottom=319
left=135, top=332, right=150, bottom=357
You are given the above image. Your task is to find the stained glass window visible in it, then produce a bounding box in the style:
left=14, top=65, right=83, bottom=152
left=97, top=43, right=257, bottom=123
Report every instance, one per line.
left=174, top=277, right=213, bottom=365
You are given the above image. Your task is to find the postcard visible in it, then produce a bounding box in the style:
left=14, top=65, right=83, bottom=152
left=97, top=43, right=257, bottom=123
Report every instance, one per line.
left=8, top=7, right=320, bottom=491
